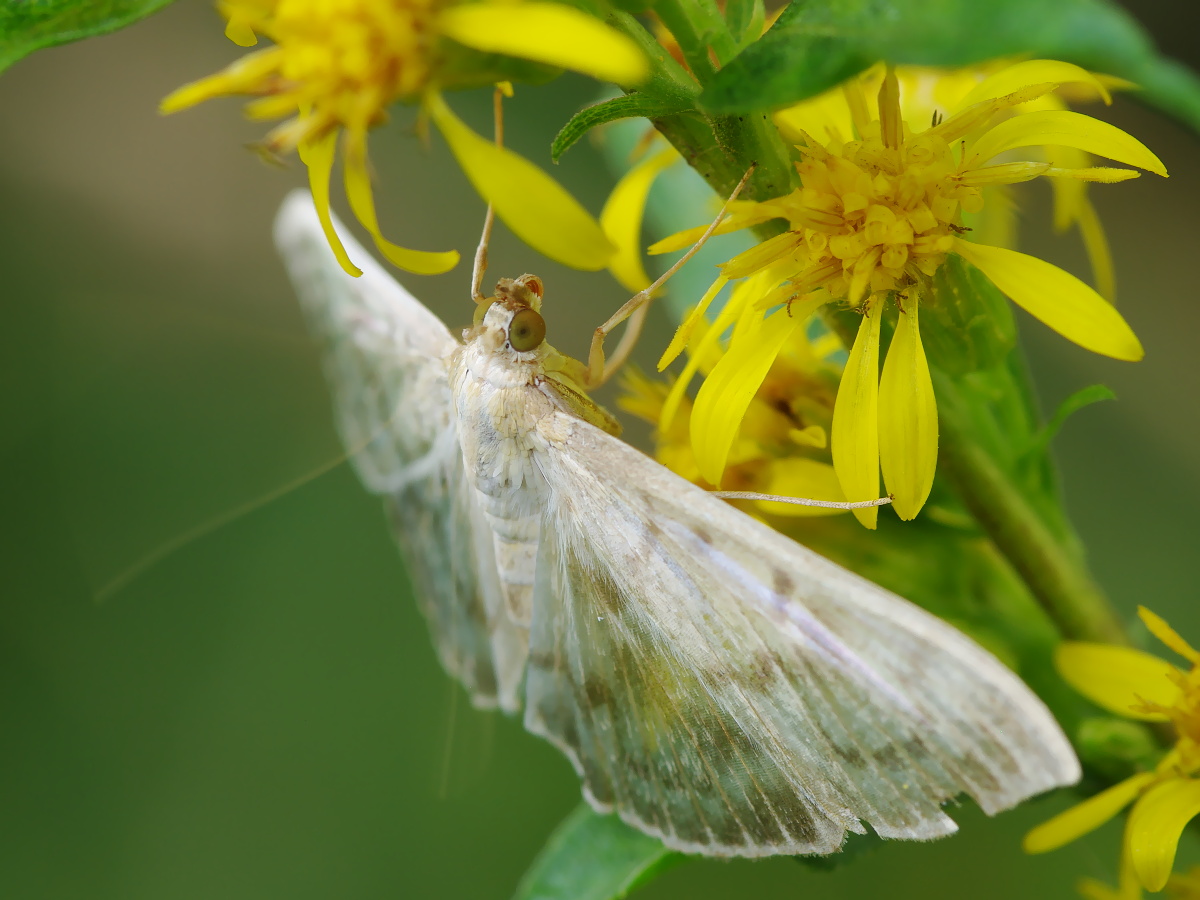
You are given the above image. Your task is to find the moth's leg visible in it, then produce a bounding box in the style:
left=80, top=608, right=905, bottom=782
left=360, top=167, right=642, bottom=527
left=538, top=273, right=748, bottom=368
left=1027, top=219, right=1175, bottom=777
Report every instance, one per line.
left=584, top=165, right=756, bottom=388
left=471, top=85, right=508, bottom=305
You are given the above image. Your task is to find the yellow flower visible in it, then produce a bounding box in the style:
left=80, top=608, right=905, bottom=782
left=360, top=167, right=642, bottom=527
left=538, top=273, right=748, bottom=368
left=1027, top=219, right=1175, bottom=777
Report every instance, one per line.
left=653, top=59, right=1164, bottom=528
left=619, top=293, right=851, bottom=518
left=1025, top=607, right=1200, bottom=893
left=162, top=0, right=647, bottom=276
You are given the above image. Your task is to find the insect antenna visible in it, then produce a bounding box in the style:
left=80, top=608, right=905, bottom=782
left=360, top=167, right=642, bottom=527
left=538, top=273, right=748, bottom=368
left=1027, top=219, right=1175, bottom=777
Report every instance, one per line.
left=470, top=84, right=509, bottom=305
left=92, top=401, right=423, bottom=603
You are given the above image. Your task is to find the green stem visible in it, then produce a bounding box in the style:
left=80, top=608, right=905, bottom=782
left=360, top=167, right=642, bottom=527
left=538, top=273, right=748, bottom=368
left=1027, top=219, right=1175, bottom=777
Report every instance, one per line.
left=933, top=371, right=1129, bottom=646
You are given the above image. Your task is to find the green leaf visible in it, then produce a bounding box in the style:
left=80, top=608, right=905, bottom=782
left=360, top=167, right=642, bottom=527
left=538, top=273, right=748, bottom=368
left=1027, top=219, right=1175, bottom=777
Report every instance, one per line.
left=701, top=0, right=1200, bottom=137
left=725, top=0, right=766, bottom=49
left=0, top=0, right=176, bottom=73
left=1026, top=383, right=1117, bottom=458
left=552, top=91, right=698, bottom=161
left=923, top=252, right=1018, bottom=378
left=512, top=804, right=682, bottom=900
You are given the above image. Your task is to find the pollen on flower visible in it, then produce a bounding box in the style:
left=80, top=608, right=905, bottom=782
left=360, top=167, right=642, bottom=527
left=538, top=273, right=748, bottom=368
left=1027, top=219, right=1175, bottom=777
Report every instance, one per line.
left=168, top=0, right=439, bottom=154
left=723, top=70, right=1070, bottom=310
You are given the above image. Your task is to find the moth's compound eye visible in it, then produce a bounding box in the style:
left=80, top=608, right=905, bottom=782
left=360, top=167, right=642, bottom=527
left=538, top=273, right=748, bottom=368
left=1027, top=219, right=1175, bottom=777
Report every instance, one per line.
left=508, top=308, right=546, bottom=352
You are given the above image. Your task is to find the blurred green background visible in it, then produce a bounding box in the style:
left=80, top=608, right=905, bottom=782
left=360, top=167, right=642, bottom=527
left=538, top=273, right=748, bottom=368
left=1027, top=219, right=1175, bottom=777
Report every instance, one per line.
left=2, top=1, right=1199, bottom=897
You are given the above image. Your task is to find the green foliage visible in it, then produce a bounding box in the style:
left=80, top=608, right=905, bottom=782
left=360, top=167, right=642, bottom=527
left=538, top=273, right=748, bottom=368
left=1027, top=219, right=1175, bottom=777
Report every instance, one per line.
left=552, top=92, right=698, bottom=161
left=1026, top=384, right=1118, bottom=460
left=0, top=0, right=176, bottom=73
left=511, top=805, right=681, bottom=900
left=700, top=0, right=1200, bottom=136
left=924, top=254, right=1018, bottom=378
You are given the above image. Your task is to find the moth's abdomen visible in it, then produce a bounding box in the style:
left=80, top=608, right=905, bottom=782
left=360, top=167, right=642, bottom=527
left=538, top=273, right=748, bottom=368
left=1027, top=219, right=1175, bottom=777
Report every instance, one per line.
left=478, top=502, right=539, bottom=627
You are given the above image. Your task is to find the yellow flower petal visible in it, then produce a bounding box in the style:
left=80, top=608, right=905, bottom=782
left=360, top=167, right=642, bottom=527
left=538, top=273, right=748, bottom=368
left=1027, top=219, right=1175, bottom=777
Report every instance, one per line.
left=1024, top=772, right=1158, bottom=853
left=601, top=147, right=677, bottom=293
left=1129, top=778, right=1200, bottom=891
left=160, top=49, right=280, bottom=113
left=342, top=134, right=460, bottom=275
left=957, top=59, right=1112, bottom=110
left=1139, top=606, right=1200, bottom=663
left=953, top=238, right=1144, bottom=361
left=439, top=2, right=648, bottom=86
left=759, top=458, right=848, bottom=517
left=879, top=301, right=937, bottom=521
left=720, top=231, right=802, bottom=279
left=659, top=276, right=728, bottom=370
left=660, top=287, right=743, bottom=431
left=1056, top=642, right=1181, bottom=720
left=968, top=109, right=1167, bottom=176
left=425, top=91, right=615, bottom=271
left=831, top=305, right=883, bottom=529
left=691, top=308, right=800, bottom=486
left=298, top=131, right=362, bottom=277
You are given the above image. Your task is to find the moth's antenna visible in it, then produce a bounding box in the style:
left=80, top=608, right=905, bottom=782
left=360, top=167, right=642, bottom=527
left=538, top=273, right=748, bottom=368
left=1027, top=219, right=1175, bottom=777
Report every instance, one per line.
left=93, top=396, right=424, bottom=603
left=471, top=85, right=507, bottom=304
left=711, top=491, right=894, bottom=510
left=93, top=451, right=351, bottom=603
left=586, top=164, right=756, bottom=387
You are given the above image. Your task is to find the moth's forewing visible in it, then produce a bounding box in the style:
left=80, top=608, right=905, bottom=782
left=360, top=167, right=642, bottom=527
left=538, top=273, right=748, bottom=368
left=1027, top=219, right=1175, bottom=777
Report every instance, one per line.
left=275, top=191, right=1079, bottom=860
left=524, top=419, right=1081, bottom=856
left=273, top=192, right=525, bottom=710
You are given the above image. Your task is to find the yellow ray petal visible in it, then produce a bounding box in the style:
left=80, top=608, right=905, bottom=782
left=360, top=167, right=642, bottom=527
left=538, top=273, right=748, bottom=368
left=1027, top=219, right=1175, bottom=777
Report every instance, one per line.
left=1056, top=642, right=1181, bottom=720
left=968, top=110, right=1167, bottom=176
left=425, top=91, right=614, bottom=270
left=342, top=135, right=460, bottom=275
left=879, top=302, right=937, bottom=520
left=160, top=49, right=282, bottom=113
left=298, top=131, right=362, bottom=277
left=957, top=59, right=1112, bottom=111
left=440, top=2, right=648, bottom=86
left=1024, top=772, right=1158, bottom=853
left=660, top=286, right=745, bottom=432
left=953, top=239, right=1143, bottom=361
left=649, top=213, right=770, bottom=255
left=1139, top=606, right=1200, bottom=662
left=720, top=230, right=803, bottom=279
left=659, top=276, right=728, bottom=370
left=691, top=308, right=800, bottom=486
left=759, top=458, right=848, bottom=517
left=831, top=305, right=883, bottom=529
left=601, top=146, right=677, bottom=292
left=1129, top=778, right=1200, bottom=891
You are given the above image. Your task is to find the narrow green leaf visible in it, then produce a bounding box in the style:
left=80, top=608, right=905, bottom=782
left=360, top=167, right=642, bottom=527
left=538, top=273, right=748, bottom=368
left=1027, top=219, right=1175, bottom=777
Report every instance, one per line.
left=0, top=0, right=176, bottom=73
left=512, top=804, right=682, bottom=900
left=1026, top=383, right=1117, bottom=458
left=725, top=0, right=765, bottom=48
left=552, top=91, right=697, bottom=161
left=701, top=0, right=1200, bottom=138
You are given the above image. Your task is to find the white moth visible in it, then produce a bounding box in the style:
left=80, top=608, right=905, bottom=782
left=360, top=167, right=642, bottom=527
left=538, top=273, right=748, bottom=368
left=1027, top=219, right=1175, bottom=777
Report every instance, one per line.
left=274, top=190, right=1079, bottom=858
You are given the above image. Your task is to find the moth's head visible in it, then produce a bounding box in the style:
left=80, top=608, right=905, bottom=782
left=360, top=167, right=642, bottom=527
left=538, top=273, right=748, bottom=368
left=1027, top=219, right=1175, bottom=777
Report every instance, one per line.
left=467, top=274, right=548, bottom=357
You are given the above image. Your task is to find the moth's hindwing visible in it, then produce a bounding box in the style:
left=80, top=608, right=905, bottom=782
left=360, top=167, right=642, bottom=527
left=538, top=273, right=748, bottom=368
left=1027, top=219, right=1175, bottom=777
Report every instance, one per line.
left=524, top=413, right=1080, bottom=856
left=273, top=192, right=525, bottom=711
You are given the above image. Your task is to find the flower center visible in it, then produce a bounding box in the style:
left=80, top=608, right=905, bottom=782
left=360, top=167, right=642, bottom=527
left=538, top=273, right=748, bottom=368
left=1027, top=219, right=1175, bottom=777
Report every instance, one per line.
left=269, top=0, right=440, bottom=132
left=781, top=80, right=980, bottom=306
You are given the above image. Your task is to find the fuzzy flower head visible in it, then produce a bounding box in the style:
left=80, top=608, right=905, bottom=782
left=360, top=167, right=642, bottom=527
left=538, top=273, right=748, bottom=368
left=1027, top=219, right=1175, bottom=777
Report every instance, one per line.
left=1026, top=608, right=1200, bottom=895
left=655, top=60, right=1164, bottom=528
left=163, top=0, right=647, bottom=276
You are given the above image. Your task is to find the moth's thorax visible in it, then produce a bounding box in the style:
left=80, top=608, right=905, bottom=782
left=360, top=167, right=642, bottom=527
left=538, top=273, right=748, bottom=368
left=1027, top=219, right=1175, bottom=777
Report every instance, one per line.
left=449, top=286, right=560, bottom=515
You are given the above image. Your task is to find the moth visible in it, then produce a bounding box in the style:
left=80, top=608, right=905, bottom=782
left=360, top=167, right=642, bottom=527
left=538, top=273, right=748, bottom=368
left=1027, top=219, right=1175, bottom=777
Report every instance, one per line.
left=274, top=189, right=1079, bottom=857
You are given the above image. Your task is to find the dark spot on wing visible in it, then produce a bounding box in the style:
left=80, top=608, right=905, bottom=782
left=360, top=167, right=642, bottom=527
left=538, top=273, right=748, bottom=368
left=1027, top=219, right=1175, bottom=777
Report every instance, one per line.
left=873, top=744, right=902, bottom=769
left=772, top=568, right=795, bottom=598
left=832, top=743, right=866, bottom=767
